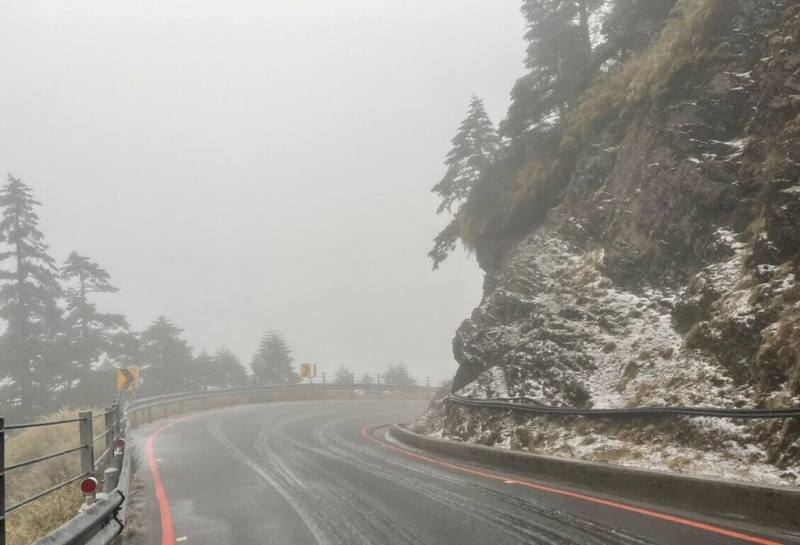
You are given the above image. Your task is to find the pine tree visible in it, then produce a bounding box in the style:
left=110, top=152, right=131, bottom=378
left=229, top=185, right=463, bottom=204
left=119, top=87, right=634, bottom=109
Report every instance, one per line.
left=251, top=331, right=297, bottom=384
left=432, top=95, right=500, bottom=215
left=214, top=347, right=246, bottom=386
left=0, top=175, right=63, bottom=412
left=193, top=349, right=216, bottom=386
left=61, top=252, right=129, bottom=372
left=428, top=218, right=460, bottom=270
left=140, top=316, right=194, bottom=391
left=429, top=96, right=499, bottom=269
left=383, top=362, right=416, bottom=387
left=334, top=366, right=353, bottom=385
left=502, top=0, right=601, bottom=139
left=601, top=0, right=676, bottom=61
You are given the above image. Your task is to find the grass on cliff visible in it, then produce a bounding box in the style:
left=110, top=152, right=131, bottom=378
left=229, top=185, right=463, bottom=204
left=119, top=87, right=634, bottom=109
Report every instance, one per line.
left=568, top=0, right=721, bottom=139
left=460, top=0, right=721, bottom=249
left=5, top=411, right=99, bottom=545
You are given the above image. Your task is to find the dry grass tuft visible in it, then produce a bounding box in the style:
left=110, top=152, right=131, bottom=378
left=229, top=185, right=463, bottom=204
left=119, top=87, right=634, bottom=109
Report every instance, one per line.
left=568, top=0, right=720, bottom=139
left=5, top=410, right=103, bottom=545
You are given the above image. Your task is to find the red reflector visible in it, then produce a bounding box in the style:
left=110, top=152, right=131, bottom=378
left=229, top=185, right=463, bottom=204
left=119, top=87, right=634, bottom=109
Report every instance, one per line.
left=80, top=477, right=98, bottom=495
left=114, top=438, right=126, bottom=449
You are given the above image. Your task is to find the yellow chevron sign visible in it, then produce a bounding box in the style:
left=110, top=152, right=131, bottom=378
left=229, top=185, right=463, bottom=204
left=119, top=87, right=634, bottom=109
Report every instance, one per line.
left=116, top=367, right=139, bottom=391
left=299, top=363, right=316, bottom=378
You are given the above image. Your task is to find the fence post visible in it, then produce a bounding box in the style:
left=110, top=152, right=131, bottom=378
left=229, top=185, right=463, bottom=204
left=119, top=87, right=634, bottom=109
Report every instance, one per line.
left=104, top=407, right=114, bottom=452
left=1, top=417, right=6, bottom=545
left=79, top=411, right=94, bottom=480
left=114, top=403, right=122, bottom=437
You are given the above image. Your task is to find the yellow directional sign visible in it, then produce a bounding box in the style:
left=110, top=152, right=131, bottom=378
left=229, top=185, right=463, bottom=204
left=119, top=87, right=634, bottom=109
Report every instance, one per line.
left=299, top=363, right=316, bottom=379
left=116, top=367, right=139, bottom=391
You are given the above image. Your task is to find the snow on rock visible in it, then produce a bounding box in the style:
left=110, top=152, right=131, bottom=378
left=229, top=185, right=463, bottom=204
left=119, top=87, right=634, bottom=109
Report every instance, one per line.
left=417, top=230, right=799, bottom=486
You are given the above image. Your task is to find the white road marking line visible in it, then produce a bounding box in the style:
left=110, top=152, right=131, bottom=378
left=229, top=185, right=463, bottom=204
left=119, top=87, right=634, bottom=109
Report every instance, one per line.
left=503, top=480, right=517, bottom=484
left=176, top=537, right=188, bottom=542
left=208, top=418, right=332, bottom=545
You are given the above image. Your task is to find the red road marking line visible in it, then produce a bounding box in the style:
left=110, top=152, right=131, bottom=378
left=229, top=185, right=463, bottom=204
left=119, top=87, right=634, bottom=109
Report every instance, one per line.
left=361, top=425, right=785, bottom=545
left=145, top=416, right=194, bottom=545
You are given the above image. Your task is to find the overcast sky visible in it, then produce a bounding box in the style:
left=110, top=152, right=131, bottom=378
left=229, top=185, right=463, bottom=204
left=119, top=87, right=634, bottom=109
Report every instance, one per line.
left=0, top=0, right=525, bottom=381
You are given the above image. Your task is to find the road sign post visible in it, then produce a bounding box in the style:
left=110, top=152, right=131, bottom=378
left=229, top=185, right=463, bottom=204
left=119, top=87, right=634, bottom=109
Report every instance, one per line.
left=299, top=363, right=315, bottom=384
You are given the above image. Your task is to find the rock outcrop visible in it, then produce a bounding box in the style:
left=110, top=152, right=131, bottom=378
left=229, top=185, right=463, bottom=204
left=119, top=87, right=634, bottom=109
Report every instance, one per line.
left=418, top=0, right=800, bottom=485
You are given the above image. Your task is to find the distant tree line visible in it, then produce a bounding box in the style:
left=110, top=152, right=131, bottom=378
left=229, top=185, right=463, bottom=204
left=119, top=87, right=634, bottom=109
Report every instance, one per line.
left=332, top=362, right=417, bottom=387
left=0, top=175, right=300, bottom=418
left=431, top=0, right=679, bottom=267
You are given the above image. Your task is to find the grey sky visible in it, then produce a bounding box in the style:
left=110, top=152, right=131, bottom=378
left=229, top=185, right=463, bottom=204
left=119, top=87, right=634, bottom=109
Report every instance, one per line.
left=0, top=0, right=525, bottom=380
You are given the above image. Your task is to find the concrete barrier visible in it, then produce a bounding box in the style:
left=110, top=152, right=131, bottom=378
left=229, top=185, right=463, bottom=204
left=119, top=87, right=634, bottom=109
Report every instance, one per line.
left=389, top=424, right=800, bottom=531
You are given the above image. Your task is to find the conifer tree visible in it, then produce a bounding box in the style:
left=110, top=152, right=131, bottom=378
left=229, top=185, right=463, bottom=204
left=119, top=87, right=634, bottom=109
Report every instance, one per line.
left=193, top=349, right=215, bottom=385
left=383, top=362, right=416, bottom=387
left=429, top=96, right=499, bottom=269
left=428, top=219, right=460, bottom=270
left=140, top=316, right=194, bottom=390
left=214, top=347, right=246, bottom=386
left=334, top=366, right=353, bottom=385
left=0, top=175, right=63, bottom=412
left=61, top=252, right=129, bottom=372
left=601, top=0, right=676, bottom=61
left=502, top=0, right=602, bottom=138
left=432, top=95, right=500, bottom=215
left=251, top=331, right=298, bottom=384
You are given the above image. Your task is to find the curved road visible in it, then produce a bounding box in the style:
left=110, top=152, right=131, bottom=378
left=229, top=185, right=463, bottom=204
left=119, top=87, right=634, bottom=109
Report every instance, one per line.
left=129, top=400, right=798, bottom=545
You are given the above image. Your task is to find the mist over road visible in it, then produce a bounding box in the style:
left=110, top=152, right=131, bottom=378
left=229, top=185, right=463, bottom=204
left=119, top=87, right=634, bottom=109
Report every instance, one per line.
left=131, top=401, right=797, bottom=545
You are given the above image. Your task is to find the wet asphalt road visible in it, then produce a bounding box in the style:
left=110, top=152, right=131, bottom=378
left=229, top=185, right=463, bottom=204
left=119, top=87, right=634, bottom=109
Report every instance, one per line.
left=129, top=400, right=799, bottom=545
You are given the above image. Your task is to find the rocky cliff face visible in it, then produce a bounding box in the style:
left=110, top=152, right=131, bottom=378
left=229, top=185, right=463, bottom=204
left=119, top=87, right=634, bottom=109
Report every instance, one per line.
left=418, top=0, right=800, bottom=485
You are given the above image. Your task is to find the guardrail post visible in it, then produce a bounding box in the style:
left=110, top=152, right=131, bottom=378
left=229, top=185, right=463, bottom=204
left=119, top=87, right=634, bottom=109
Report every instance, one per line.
left=103, top=467, right=120, bottom=493
left=79, top=411, right=95, bottom=504
left=1, top=417, right=6, bottom=545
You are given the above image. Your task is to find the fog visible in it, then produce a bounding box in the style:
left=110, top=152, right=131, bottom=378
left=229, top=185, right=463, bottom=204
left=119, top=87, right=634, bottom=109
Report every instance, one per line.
left=0, top=0, right=525, bottom=380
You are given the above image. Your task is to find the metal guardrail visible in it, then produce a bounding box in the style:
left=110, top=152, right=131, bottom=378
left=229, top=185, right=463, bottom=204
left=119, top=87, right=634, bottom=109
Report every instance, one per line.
left=32, top=491, right=125, bottom=545
left=1, top=406, right=124, bottom=545
left=445, top=395, right=800, bottom=418
left=124, top=383, right=437, bottom=425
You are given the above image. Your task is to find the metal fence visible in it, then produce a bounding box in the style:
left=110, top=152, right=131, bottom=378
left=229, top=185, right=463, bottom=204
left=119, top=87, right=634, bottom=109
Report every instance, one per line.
left=445, top=394, right=800, bottom=418
left=0, top=405, right=124, bottom=545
